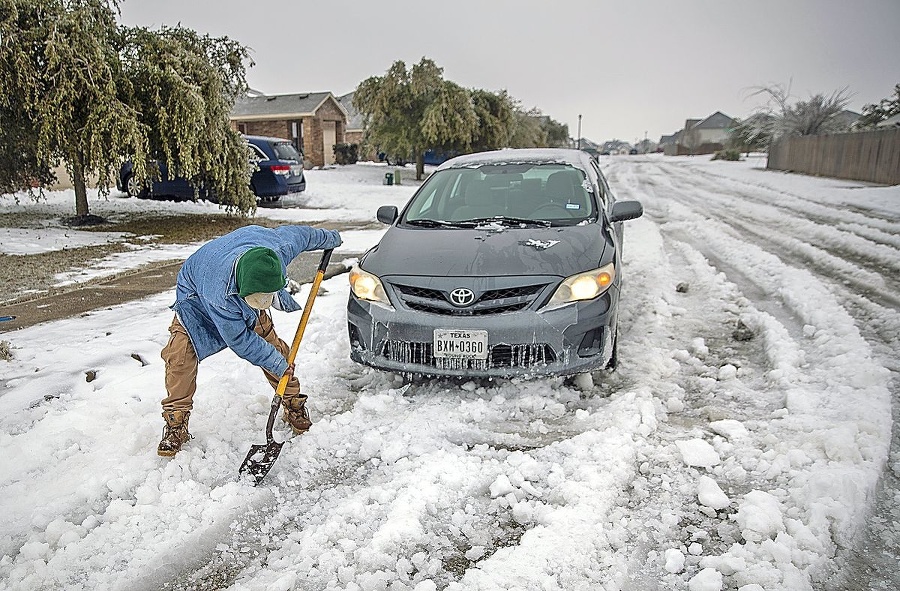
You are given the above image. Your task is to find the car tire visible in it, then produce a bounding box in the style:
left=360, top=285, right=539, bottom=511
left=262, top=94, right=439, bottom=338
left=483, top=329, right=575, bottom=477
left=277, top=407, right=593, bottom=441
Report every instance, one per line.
left=125, top=173, right=149, bottom=199
left=605, top=328, right=619, bottom=371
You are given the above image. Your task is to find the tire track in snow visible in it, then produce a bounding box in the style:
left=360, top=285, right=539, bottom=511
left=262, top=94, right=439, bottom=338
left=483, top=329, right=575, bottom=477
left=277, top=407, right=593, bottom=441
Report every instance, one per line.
left=645, top=162, right=900, bottom=302
left=608, top=155, right=897, bottom=589
left=655, top=159, right=900, bottom=232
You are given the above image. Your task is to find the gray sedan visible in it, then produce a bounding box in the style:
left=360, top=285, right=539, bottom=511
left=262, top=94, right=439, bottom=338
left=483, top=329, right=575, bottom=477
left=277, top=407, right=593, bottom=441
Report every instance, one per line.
left=347, top=148, right=643, bottom=378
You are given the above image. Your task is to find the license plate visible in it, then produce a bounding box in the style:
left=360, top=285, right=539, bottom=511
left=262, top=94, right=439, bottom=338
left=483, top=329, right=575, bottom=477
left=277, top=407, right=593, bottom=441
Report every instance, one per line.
left=290, top=165, right=302, bottom=176
left=433, top=329, right=488, bottom=360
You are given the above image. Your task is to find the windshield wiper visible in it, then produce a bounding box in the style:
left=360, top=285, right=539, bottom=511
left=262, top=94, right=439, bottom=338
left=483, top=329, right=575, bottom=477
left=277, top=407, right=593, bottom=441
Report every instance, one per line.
left=405, top=218, right=462, bottom=228
left=464, top=216, right=552, bottom=228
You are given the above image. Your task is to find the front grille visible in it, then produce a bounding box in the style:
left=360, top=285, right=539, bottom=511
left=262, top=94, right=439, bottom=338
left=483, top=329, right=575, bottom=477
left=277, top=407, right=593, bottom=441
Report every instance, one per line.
left=406, top=301, right=529, bottom=315
left=482, top=285, right=544, bottom=301
left=379, top=340, right=555, bottom=370
left=392, top=283, right=548, bottom=316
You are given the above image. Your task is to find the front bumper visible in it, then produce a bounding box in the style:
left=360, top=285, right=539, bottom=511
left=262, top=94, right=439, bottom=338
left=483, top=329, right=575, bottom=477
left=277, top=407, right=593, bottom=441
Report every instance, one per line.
left=347, top=287, right=618, bottom=378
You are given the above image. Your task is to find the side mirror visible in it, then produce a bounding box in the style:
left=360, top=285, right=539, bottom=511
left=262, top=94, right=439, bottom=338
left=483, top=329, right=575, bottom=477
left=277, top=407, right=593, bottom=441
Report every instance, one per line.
left=376, top=205, right=398, bottom=225
left=609, top=200, right=643, bottom=223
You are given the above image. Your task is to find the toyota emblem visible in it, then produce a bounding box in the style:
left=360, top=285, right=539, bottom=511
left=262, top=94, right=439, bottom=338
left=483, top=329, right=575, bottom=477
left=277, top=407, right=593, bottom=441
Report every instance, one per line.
left=449, top=287, right=476, bottom=307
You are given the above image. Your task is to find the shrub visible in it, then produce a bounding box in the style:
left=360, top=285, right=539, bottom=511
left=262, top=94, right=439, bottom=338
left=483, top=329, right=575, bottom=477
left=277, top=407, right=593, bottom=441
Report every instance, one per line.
left=333, top=143, right=359, bottom=165
left=712, top=149, right=742, bottom=161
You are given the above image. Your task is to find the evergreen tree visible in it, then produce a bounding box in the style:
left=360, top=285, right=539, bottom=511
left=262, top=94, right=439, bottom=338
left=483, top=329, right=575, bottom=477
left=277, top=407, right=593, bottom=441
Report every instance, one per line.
left=0, top=0, right=254, bottom=219
left=420, top=80, right=477, bottom=160
left=729, top=113, right=774, bottom=154
left=508, top=108, right=547, bottom=148
left=0, top=0, right=146, bottom=220
left=857, top=84, right=900, bottom=129
left=469, top=89, right=516, bottom=152
left=355, top=58, right=476, bottom=180
left=541, top=117, right=570, bottom=148
left=119, top=25, right=254, bottom=213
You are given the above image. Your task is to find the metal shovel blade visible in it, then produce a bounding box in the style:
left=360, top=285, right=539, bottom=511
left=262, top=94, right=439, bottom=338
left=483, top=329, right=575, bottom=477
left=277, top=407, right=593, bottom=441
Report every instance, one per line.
left=239, top=440, right=284, bottom=485
left=239, top=394, right=285, bottom=486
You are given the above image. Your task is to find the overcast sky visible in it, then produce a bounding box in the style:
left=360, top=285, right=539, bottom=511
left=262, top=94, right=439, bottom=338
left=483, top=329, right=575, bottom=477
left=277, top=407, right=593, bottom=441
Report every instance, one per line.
left=118, top=0, right=900, bottom=145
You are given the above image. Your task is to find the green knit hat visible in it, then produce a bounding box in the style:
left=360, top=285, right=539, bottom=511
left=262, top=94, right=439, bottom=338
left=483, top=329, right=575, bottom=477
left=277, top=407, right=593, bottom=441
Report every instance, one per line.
left=236, top=247, right=286, bottom=297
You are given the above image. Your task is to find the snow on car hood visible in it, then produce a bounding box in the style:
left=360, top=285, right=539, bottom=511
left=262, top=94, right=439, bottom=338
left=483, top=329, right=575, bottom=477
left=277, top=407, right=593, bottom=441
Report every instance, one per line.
left=360, top=224, right=611, bottom=278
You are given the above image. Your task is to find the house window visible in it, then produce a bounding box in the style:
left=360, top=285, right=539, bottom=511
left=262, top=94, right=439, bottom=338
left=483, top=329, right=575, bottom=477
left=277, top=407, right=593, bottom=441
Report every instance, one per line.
left=237, top=123, right=248, bottom=134
left=292, top=121, right=303, bottom=154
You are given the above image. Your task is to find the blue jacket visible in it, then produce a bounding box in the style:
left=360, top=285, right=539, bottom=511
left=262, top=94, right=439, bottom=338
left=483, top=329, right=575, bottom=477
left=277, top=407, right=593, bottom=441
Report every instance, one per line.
left=171, top=225, right=341, bottom=377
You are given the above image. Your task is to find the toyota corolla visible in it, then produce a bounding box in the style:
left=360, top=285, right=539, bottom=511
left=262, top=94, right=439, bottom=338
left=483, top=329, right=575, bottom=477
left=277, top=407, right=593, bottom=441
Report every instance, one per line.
left=347, top=148, right=643, bottom=378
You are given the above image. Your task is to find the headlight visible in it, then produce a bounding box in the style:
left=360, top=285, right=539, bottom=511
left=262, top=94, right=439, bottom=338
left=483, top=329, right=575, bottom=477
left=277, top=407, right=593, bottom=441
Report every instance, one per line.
left=349, top=266, right=391, bottom=306
left=544, top=263, right=616, bottom=310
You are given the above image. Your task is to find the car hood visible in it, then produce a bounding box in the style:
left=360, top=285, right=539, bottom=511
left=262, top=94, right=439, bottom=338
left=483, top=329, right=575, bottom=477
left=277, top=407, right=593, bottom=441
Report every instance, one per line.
left=361, top=224, right=611, bottom=278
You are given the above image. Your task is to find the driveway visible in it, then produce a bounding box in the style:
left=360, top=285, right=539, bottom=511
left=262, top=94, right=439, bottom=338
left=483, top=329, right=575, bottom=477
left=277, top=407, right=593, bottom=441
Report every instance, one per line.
left=0, top=221, right=369, bottom=334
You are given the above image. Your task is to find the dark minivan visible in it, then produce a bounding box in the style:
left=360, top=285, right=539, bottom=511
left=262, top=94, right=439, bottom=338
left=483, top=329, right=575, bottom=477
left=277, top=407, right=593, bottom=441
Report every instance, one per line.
left=117, top=135, right=306, bottom=204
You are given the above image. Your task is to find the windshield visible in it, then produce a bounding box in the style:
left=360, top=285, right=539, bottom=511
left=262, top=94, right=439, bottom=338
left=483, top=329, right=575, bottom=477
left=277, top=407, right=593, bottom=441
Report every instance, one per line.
left=402, top=163, right=596, bottom=227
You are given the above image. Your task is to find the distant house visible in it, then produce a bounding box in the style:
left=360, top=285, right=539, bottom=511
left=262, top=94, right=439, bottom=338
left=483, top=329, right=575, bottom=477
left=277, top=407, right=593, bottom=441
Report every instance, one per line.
left=338, top=92, right=365, bottom=146
left=576, top=137, right=602, bottom=158
left=834, top=109, right=861, bottom=131
left=667, top=111, right=736, bottom=155
left=658, top=133, right=679, bottom=149
left=338, top=91, right=378, bottom=162
left=600, top=139, right=633, bottom=155
left=634, top=138, right=658, bottom=154
left=688, top=112, right=736, bottom=146
left=230, top=91, right=349, bottom=167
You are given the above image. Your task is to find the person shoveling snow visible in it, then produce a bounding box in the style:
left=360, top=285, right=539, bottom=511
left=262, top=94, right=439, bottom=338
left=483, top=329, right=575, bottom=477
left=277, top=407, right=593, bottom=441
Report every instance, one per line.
left=157, top=224, right=341, bottom=457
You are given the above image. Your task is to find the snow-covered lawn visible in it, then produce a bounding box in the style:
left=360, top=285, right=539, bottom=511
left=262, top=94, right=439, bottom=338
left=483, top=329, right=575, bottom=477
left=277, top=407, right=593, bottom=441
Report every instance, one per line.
left=0, top=156, right=897, bottom=590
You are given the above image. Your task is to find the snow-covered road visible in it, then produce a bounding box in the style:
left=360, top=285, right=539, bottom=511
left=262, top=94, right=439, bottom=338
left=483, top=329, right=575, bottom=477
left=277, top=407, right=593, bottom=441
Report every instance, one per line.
left=1, top=157, right=897, bottom=590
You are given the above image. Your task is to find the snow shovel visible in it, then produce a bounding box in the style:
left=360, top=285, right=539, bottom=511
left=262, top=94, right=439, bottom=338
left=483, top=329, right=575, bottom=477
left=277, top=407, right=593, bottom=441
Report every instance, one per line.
left=239, top=248, right=334, bottom=485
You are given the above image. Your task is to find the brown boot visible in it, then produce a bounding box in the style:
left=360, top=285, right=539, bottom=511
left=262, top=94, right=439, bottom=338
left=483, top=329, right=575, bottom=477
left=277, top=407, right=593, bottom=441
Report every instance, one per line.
left=157, top=410, right=192, bottom=457
left=282, top=396, right=312, bottom=435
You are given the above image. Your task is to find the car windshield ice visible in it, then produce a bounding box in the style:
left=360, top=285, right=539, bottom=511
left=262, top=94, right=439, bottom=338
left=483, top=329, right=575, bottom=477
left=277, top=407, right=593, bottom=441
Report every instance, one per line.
left=271, top=142, right=302, bottom=162
left=402, top=163, right=596, bottom=227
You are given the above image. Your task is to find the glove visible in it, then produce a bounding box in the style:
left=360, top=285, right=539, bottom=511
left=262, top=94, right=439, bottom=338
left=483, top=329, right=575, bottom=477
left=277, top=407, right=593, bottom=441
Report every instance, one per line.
left=329, top=230, right=342, bottom=248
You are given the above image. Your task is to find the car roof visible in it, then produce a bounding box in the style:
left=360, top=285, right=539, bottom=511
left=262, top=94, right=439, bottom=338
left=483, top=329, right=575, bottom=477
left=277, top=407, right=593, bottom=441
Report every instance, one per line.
left=436, top=148, right=594, bottom=173
left=243, top=134, right=292, bottom=144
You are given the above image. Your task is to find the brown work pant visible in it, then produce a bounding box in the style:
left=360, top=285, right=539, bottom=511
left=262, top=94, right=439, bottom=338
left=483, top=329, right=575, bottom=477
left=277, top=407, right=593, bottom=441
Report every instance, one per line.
left=160, top=311, right=302, bottom=412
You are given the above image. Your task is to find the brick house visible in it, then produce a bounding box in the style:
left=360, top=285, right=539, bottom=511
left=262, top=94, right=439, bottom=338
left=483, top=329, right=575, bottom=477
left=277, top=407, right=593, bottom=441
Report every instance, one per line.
left=339, top=91, right=377, bottom=162
left=338, top=92, right=365, bottom=146
left=230, top=91, right=349, bottom=167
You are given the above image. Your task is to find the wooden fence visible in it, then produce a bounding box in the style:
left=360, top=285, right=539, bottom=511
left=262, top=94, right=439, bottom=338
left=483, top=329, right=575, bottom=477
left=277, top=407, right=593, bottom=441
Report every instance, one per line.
left=767, top=127, right=900, bottom=185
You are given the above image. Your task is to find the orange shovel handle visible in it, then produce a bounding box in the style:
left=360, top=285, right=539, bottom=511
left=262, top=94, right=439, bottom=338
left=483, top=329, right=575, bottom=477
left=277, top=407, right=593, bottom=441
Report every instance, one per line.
left=275, top=248, right=333, bottom=396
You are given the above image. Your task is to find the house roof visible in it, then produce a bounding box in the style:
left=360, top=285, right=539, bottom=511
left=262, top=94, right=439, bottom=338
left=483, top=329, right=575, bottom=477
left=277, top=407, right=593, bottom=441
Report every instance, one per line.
left=338, top=92, right=366, bottom=132
left=231, top=91, right=349, bottom=121
left=833, top=109, right=861, bottom=128
left=877, top=112, right=900, bottom=128
left=600, top=139, right=632, bottom=152
left=683, top=119, right=701, bottom=132
left=693, top=111, right=736, bottom=130
left=577, top=137, right=600, bottom=151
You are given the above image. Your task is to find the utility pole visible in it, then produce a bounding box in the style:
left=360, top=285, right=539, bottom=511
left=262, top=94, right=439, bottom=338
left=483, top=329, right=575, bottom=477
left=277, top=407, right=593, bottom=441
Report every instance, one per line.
left=577, top=114, right=582, bottom=150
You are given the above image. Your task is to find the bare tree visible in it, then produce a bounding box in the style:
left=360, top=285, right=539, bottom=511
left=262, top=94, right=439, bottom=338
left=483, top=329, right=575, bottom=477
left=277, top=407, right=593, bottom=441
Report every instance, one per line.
left=747, top=84, right=853, bottom=140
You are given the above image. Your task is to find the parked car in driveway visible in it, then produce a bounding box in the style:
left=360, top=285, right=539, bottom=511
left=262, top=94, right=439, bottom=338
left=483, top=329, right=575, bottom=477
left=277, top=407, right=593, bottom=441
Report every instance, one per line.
left=347, top=148, right=644, bottom=379
left=117, top=135, right=306, bottom=204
